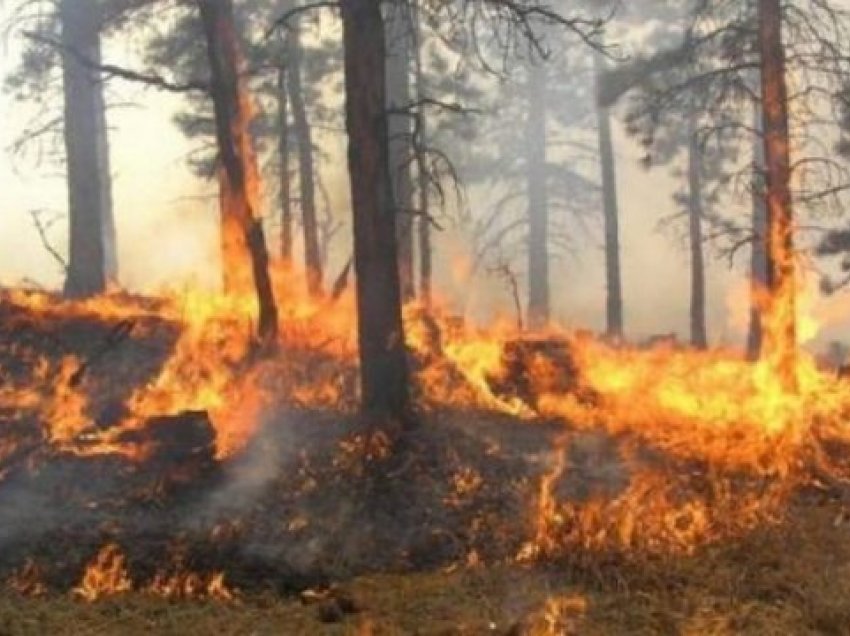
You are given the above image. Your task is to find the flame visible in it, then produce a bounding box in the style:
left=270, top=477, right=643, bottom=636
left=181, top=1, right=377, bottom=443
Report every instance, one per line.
left=73, top=544, right=133, bottom=602
left=148, top=570, right=235, bottom=601
left=2, top=238, right=850, bottom=562
left=5, top=268, right=850, bottom=469
left=71, top=543, right=235, bottom=602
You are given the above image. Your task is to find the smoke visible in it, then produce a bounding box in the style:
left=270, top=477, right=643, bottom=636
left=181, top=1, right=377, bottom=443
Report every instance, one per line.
left=191, top=410, right=300, bottom=521
left=2, top=2, right=849, bottom=352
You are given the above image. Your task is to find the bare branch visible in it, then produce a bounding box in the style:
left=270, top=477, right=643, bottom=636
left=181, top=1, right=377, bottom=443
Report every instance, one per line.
left=28, top=209, right=67, bottom=272
left=23, top=31, right=208, bottom=93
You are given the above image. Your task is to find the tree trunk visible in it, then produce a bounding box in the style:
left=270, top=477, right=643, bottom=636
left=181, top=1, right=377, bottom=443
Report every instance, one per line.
left=93, top=68, right=118, bottom=284
left=286, top=14, right=323, bottom=296
left=199, top=0, right=278, bottom=341
left=385, top=0, right=415, bottom=302
left=61, top=0, right=110, bottom=298
left=413, top=0, right=431, bottom=307
left=747, top=99, right=768, bottom=360
left=418, top=179, right=432, bottom=307
left=594, top=52, right=624, bottom=339
left=687, top=118, right=708, bottom=349
left=526, top=63, right=549, bottom=329
left=277, top=60, right=293, bottom=264
left=340, top=0, right=411, bottom=421
left=757, top=0, right=797, bottom=389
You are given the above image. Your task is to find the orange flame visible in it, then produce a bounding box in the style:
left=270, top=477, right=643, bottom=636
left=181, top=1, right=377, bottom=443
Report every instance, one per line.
left=73, top=544, right=132, bottom=602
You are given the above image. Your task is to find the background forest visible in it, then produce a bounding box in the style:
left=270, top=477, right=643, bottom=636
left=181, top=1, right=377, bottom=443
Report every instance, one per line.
left=4, top=0, right=847, bottom=348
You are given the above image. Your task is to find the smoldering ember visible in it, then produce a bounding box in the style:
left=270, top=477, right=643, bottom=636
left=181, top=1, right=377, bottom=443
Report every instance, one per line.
left=6, top=0, right=850, bottom=634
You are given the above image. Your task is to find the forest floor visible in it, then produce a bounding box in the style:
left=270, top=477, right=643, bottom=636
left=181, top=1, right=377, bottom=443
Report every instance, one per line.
left=1, top=504, right=850, bottom=635
left=1, top=292, right=850, bottom=634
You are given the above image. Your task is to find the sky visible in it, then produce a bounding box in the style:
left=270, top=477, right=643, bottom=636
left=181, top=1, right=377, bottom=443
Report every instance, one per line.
left=0, top=1, right=847, bottom=349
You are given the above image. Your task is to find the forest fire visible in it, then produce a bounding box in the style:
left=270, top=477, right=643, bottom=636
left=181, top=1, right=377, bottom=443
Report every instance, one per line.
left=1, top=269, right=848, bottom=562
left=7, top=0, right=850, bottom=631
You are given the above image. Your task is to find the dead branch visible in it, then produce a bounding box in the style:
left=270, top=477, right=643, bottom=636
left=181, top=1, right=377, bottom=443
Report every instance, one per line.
left=265, top=1, right=339, bottom=40
left=28, top=209, right=67, bottom=272
left=23, top=31, right=208, bottom=93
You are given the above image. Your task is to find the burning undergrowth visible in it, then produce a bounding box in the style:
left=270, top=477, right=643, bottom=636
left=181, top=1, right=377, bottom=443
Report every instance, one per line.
left=0, top=285, right=849, bottom=606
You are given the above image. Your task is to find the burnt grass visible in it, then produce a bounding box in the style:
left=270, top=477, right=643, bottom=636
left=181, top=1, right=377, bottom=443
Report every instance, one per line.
left=2, top=293, right=850, bottom=633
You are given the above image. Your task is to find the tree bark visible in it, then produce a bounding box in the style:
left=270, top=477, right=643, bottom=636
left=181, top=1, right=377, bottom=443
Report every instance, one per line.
left=277, top=60, right=293, bottom=264
left=385, top=0, right=415, bottom=302
left=340, top=0, right=412, bottom=422
left=757, top=0, right=797, bottom=388
left=687, top=118, right=708, bottom=349
left=286, top=13, right=323, bottom=296
left=747, top=99, right=769, bottom=360
left=199, top=0, right=278, bottom=342
left=413, top=4, right=431, bottom=308
left=93, top=66, right=118, bottom=284
left=61, top=0, right=111, bottom=298
left=526, top=63, right=549, bottom=329
left=594, top=52, right=624, bottom=339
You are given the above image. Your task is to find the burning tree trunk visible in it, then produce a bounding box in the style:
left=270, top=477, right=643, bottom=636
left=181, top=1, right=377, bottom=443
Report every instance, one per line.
left=287, top=13, right=323, bottom=296
left=687, top=118, right=708, bottom=349
left=757, top=0, right=797, bottom=388
left=748, top=100, right=769, bottom=360
left=340, top=0, right=412, bottom=422
left=61, top=0, right=113, bottom=299
left=527, top=63, right=550, bottom=329
left=199, top=0, right=278, bottom=341
left=277, top=59, right=293, bottom=264
left=385, top=1, right=415, bottom=303
left=594, top=52, right=624, bottom=340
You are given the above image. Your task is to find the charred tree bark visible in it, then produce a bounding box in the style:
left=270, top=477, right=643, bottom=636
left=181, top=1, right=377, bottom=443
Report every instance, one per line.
left=199, top=0, right=278, bottom=342
left=687, top=118, right=707, bottom=349
left=340, top=0, right=412, bottom=422
left=594, top=52, right=624, bottom=339
left=286, top=15, right=323, bottom=296
left=61, top=0, right=112, bottom=298
left=747, top=100, right=769, bottom=360
left=277, top=60, right=293, bottom=264
left=757, top=0, right=797, bottom=388
left=385, top=0, right=415, bottom=302
left=526, top=63, right=550, bottom=329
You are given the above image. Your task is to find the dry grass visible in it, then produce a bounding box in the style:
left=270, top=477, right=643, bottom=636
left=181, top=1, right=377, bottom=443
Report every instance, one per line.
left=1, top=499, right=849, bottom=635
